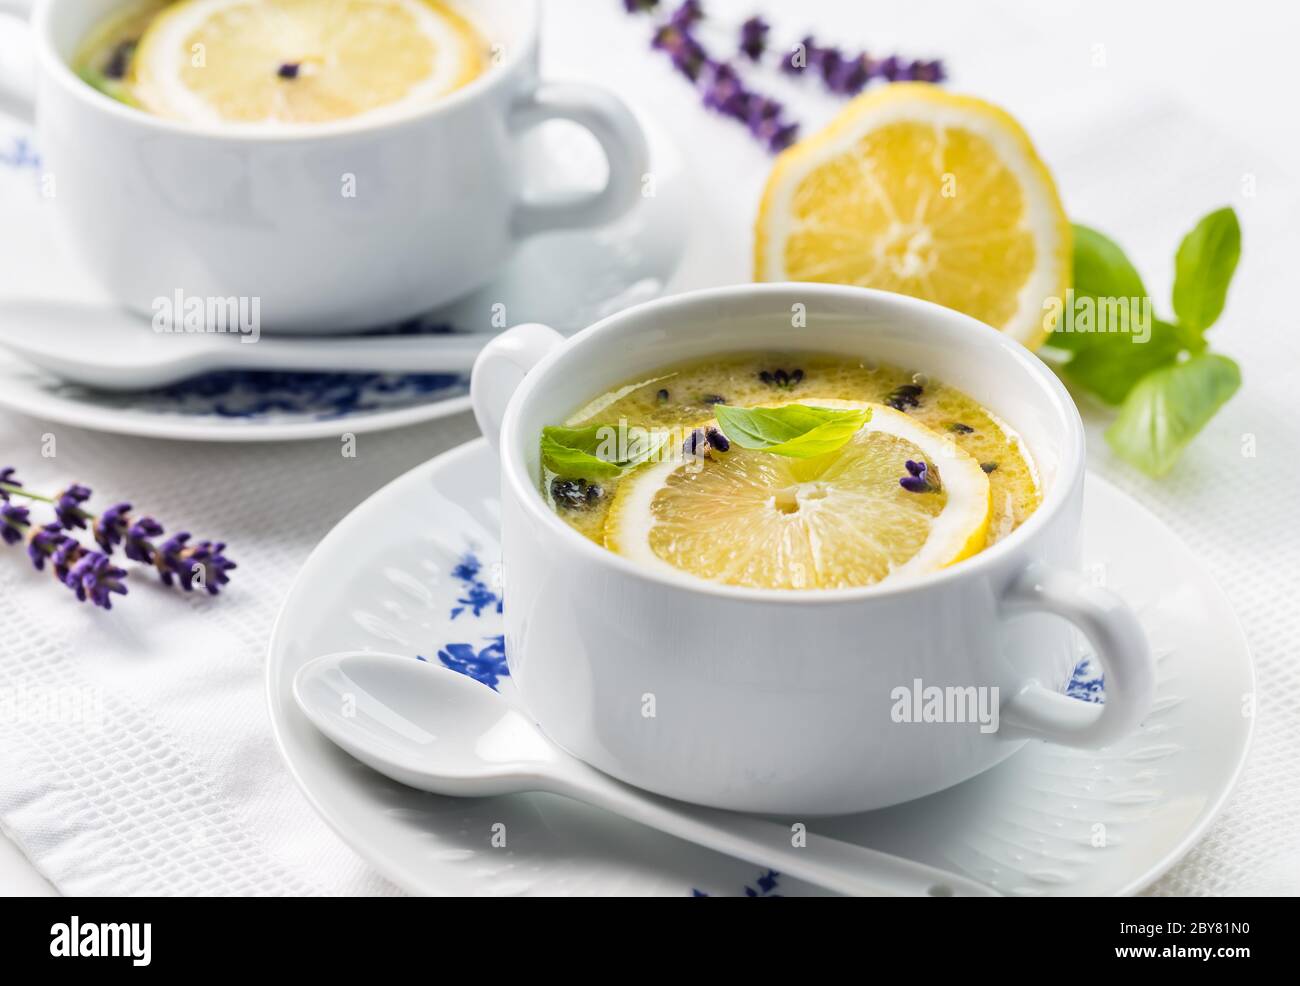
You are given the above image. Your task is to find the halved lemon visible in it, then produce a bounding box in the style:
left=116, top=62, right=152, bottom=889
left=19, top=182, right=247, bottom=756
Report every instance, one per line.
left=604, top=400, right=991, bottom=590
left=131, top=0, right=483, bottom=125
left=754, top=84, right=1070, bottom=350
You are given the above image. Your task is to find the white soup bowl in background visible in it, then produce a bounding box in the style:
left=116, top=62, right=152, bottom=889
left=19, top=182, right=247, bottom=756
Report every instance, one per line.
left=0, top=0, right=648, bottom=333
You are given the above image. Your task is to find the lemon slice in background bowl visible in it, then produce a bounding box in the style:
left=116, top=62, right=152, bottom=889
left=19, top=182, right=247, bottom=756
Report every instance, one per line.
left=604, top=401, right=991, bottom=590
left=131, top=0, right=484, bottom=126
left=754, top=84, right=1070, bottom=350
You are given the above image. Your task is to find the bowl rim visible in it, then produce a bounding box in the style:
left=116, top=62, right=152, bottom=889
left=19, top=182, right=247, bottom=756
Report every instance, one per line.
left=31, top=0, right=538, bottom=142
left=498, top=281, right=1086, bottom=605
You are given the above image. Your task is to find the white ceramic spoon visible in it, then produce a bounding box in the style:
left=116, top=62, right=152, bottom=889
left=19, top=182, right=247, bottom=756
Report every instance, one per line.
left=0, top=300, right=495, bottom=390
left=292, top=651, right=999, bottom=897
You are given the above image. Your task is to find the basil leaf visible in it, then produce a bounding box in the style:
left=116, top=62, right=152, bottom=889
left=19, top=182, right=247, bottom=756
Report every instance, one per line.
left=1172, top=207, right=1241, bottom=334
left=1062, top=318, right=1185, bottom=405
left=539, top=434, right=623, bottom=479
left=713, top=404, right=871, bottom=458
left=540, top=424, right=664, bottom=479
left=1105, top=354, right=1241, bottom=476
left=1048, top=224, right=1148, bottom=352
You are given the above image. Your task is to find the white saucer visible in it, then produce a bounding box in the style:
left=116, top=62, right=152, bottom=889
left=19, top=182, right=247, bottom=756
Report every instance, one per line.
left=0, top=113, right=688, bottom=442
left=267, top=439, right=1254, bottom=896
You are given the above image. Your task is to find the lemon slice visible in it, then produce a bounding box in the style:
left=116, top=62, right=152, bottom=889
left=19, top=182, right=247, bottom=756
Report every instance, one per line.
left=604, top=401, right=991, bottom=590
left=131, top=0, right=483, bottom=125
left=754, top=84, right=1070, bottom=350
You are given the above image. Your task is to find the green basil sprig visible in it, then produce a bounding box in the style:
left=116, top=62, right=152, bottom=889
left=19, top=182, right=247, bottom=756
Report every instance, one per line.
left=1048, top=207, right=1242, bottom=476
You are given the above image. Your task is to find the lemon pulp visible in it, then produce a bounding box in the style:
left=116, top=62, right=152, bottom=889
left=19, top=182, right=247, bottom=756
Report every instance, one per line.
left=755, top=84, right=1070, bottom=350
left=121, top=0, right=485, bottom=125
left=603, top=401, right=993, bottom=590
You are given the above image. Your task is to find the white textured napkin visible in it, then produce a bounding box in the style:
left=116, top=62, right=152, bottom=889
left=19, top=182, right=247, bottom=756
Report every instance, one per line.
left=1, top=0, right=1297, bottom=895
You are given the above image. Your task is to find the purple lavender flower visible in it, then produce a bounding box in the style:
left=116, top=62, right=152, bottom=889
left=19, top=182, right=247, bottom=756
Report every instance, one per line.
left=700, top=61, right=745, bottom=114
left=816, top=45, right=844, bottom=86
left=913, top=60, right=947, bottom=83
left=27, top=523, right=66, bottom=572
left=92, top=501, right=164, bottom=564
left=738, top=16, right=769, bottom=61
left=899, top=459, right=938, bottom=494
left=51, top=535, right=83, bottom=582
left=65, top=551, right=128, bottom=609
left=0, top=466, right=20, bottom=500
left=744, top=93, right=781, bottom=121
left=751, top=115, right=799, bottom=152
left=92, top=501, right=132, bottom=551
left=24, top=522, right=129, bottom=607
left=54, top=483, right=92, bottom=529
left=652, top=23, right=707, bottom=80
left=623, top=0, right=659, bottom=11
left=125, top=516, right=165, bottom=564
left=667, top=0, right=703, bottom=30
left=829, top=54, right=872, bottom=96
left=1, top=502, right=29, bottom=545
left=157, top=532, right=236, bottom=595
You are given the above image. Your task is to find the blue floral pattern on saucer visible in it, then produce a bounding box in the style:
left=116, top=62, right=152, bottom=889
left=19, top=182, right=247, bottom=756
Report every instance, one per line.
left=418, top=549, right=509, bottom=691
left=45, top=321, right=469, bottom=423
left=1065, top=654, right=1104, bottom=704
left=0, top=136, right=40, bottom=170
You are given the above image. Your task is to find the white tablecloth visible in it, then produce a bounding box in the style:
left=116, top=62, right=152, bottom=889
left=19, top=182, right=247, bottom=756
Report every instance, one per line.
left=1, top=0, right=1297, bottom=895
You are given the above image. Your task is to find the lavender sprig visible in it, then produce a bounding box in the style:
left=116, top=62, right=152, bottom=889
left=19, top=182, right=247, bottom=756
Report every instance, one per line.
left=1, top=468, right=236, bottom=607
left=628, top=3, right=945, bottom=151
left=780, top=35, right=945, bottom=94
left=643, top=2, right=799, bottom=152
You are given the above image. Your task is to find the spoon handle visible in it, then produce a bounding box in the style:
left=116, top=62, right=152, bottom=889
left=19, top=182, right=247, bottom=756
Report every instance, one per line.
left=224, top=333, right=498, bottom=374
left=547, top=767, right=998, bottom=897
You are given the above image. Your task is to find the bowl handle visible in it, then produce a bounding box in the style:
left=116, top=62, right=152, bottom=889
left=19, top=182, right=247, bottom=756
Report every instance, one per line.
left=999, top=562, right=1154, bottom=748
left=471, top=322, right=564, bottom=451
left=507, top=81, right=648, bottom=238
